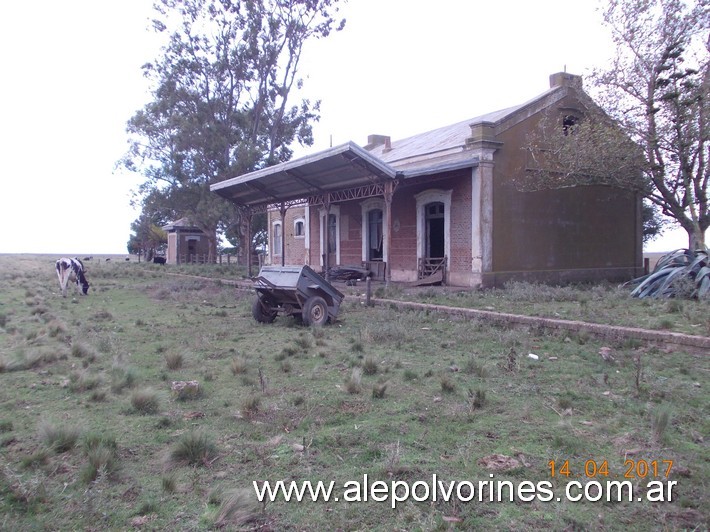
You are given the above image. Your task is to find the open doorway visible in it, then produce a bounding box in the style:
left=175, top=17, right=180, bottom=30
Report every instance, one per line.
left=425, top=202, right=445, bottom=259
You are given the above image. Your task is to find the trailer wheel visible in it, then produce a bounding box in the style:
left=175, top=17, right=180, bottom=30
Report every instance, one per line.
left=252, top=297, right=277, bottom=323
left=303, top=296, right=328, bottom=327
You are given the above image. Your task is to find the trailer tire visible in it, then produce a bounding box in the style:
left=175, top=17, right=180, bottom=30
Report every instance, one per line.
left=252, top=297, right=277, bottom=323
left=303, top=296, right=328, bottom=327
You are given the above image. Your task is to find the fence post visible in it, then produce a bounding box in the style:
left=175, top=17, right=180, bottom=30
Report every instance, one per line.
left=366, top=277, right=372, bottom=307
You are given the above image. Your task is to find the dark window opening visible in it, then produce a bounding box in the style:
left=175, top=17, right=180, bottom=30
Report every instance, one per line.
left=425, top=202, right=445, bottom=258
left=562, top=115, right=579, bottom=136
left=327, top=214, right=337, bottom=254
left=295, top=220, right=304, bottom=237
left=273, top=223, right=282, bottom=256
left=367, top=209, right=383, bottom=261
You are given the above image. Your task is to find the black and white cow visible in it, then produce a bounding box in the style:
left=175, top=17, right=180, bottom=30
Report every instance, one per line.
left=55, top=258, right=90, bottom=297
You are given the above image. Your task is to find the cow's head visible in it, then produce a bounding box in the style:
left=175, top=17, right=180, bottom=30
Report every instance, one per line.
left=80, top=280, right=90, bottom=295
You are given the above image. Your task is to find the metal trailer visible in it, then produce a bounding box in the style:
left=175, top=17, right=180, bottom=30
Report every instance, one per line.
left=251, top=265, right=345, bottom=326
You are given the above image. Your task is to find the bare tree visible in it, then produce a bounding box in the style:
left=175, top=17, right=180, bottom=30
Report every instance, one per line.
left=523, top=0, right=709, bottom=250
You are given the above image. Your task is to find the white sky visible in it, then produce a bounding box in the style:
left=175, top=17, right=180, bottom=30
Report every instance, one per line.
left=0, top=0, right=697, bottom=254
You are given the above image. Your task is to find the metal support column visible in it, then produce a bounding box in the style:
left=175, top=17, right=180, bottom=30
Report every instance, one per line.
left=279, top=202, right=287, bottom=267
left=383, top=181, right=394, bottom=287
left=244, top=207, right=253, bottom=277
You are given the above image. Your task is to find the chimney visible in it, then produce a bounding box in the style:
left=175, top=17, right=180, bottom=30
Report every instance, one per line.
left=365, top=134, right=391, bottom=151
left=549, top=72, right=583, bottom=89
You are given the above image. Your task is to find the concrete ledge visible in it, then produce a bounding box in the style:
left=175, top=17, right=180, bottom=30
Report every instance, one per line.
left=160, top=272, right=709, bottom=353
left=373, top=298, right=710, bottom=353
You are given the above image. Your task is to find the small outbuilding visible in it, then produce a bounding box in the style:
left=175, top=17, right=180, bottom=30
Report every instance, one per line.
left=162, top=218, right=213, bottom=265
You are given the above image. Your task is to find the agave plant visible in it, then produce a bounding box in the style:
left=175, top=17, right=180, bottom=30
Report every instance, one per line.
left=626, top=249, right=709, bottom=299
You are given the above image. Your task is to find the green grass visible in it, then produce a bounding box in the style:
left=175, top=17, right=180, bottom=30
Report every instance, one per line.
left=381, top=280, right=710, bottom=337
left=0, top=254, right=707, bottom=530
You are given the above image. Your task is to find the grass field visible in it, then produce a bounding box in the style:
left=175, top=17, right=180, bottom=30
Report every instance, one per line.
left=0, top=255, right=707, bottom=530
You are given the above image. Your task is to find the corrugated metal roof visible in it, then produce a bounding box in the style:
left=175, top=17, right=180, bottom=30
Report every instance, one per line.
left=370, top=104, right=523, bottom=169
left=211, top=84, right=565, bottom=207
left=211, top=142, right=397, bottom=207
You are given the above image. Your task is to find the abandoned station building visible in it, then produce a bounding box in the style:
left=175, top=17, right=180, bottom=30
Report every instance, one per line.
left=211, top=73, right=643, bottom=287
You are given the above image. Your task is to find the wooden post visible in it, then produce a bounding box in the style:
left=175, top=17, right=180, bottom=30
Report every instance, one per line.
left=324, top=197, right=331, bottom=279
left=366, top=277, right=372, bottom=307
left=245, top=207, right=253, bottom=277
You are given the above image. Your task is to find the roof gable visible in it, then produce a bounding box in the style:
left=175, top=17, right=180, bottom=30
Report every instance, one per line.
left=210, top=73, right=594, bottom=208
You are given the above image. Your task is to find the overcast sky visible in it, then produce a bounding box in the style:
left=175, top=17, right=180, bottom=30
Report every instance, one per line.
left=0, top=0, right=695, bottom=255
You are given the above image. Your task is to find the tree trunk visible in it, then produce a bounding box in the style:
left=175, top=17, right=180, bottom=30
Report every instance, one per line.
left=688, top=226, right=707, bottom=251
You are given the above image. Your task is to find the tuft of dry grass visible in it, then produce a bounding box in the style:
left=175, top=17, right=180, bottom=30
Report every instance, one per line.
left=81, top=443, right=119, bottom=483
left=372, top=382, right=388, bottom=399
left=468, top=388, right=487, bottom=409
left=164, top=352, right=184, bottom=370
left=214, top=488, right=260, bottom=528
left=344, top=368, right=362, bottom=394
left=241, top=394, right=261, bottom=418
left=68, top=370, right=102, bottom=393
left=362, top=356, right=378, bottom=375
left=230, top=356, right=248, bottom=375
left=110, top=365, right=137, bottom=394
left=440, top=375, right=456, bottom=394
left=38, top=420, right=80, bottom=453
left=652, top=406, right=672, bottom=443
left=130, top=388, right=160, bottom=415
left=71, top=341, right=96, bottom=361
left=167, top=431, right=218, bottom=467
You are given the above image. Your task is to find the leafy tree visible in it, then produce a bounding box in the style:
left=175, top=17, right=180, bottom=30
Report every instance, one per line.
left=127, top=213, right=168, bottom=261
left=121, top=0, right=345, bottom=262
left=523, top=0, right=709, bottom=250
left=642, top=201, right=667, bottom=243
